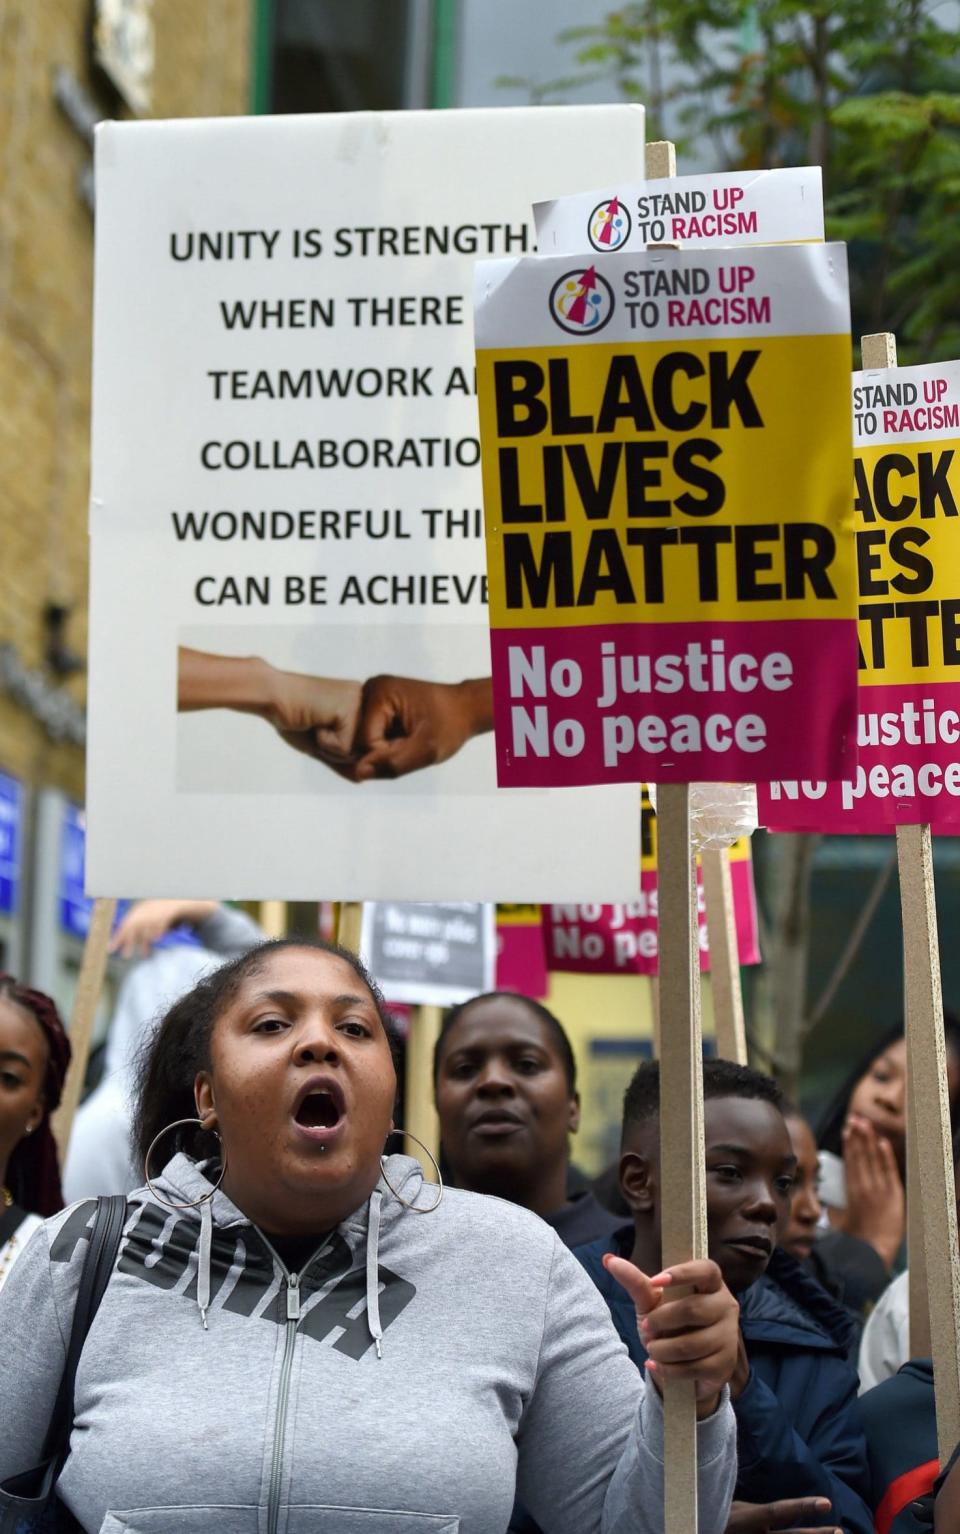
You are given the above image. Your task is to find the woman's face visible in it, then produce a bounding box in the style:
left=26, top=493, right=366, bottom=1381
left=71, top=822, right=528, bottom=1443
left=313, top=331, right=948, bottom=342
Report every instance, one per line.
left=0, top=997, right=47, bottom=1185
left=196, top=948, right=397, bottom=1236
left=781, top=1112, right=822, bottom=1261
left=847, top=1038, right=907, bottom=1156
left=435, top=997, right=578, bottom=1199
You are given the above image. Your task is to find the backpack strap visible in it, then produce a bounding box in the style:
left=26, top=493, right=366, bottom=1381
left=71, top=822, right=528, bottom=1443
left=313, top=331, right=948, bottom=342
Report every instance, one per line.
left=42, top=1194, right=127, bottom=1466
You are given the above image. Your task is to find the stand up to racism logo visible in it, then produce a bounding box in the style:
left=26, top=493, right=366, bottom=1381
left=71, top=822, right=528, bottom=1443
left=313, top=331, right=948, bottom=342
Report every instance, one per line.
left=588, top=195, right=631, bottom=252
left=548, top=266, right=616, bottom=335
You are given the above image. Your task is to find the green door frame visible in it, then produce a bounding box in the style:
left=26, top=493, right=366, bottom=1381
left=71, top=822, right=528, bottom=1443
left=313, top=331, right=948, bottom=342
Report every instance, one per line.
left=250, top=0, right=274, bottom=114
left=430, top=0, right=457, bottom=109
left=251, top=0, right=457, bottom=115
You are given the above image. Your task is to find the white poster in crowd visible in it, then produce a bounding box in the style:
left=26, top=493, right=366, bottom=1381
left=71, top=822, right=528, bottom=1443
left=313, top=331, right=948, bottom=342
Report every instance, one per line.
left=361, top=901, right=494, bottom=1006
left=86, top=108, right=648, bottom=901
left=535, top=167, right=823, bottom=255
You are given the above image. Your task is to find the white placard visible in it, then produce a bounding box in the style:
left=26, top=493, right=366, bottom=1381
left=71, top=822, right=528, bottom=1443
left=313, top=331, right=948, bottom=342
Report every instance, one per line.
left=854, top=358, right=960, bottom=445
left=86, top=107, right=647, bottom=901
left=361, top=901, right=495, bottom=1006
left=535, top=167, right=823, bottom=255
left=474, top=242, right=849, bottom=349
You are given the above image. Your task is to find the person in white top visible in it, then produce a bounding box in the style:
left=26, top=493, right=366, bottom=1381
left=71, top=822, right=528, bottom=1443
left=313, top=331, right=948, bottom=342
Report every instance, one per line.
left=63, top=899, right=263, bottom=1201
left=0, top=973, right=72, bottom=1292
left=858, top=1129, right=960, bottom=1394
left=857, top=1271, right=909, bottom=1394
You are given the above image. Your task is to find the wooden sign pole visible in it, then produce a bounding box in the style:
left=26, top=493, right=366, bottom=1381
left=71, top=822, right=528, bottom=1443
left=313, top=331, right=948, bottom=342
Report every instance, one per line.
left=907, top=1070, right=932, bottom=1358
left=337, top=901, right=364, bottom=954
left=861, top=330, right=960, bottom=1459
left=656, top=784, right=707, bottom=1532
left=897, top=821, right=960, bottom=1458
left=645, top=139, right=705, bottom=1530
left=260, top=900, right=287, bottom=939
left=52, top=895, right=117, bottom=1158
left=405, top=1004, right=443, bottom=1175
left=701, top=847, right=747, bottom=1064
left=645, top=137, right=676, bottom=182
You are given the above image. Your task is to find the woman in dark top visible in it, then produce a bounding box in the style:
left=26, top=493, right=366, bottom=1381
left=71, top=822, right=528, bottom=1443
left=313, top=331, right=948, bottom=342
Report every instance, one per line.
left=433, top=990, right=621, bottom=1248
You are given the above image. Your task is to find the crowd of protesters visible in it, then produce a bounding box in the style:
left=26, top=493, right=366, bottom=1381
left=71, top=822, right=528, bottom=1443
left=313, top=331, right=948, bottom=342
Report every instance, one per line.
left=0, top=916, right=957, bottom=1532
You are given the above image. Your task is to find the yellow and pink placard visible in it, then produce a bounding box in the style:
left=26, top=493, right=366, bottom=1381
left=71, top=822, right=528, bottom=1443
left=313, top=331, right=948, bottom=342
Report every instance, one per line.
left=474, top=244, right=856, bottom=787
left=495, top=903, right=549, bottom=996
left=759, top=360, right=960, bottom=832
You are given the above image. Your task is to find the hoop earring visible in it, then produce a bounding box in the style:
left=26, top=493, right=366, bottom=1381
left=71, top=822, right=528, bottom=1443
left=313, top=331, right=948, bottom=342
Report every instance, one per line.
left=380, top=1129, right=443, bottom=1213
left=144, top=1117, right=228, bottom=1210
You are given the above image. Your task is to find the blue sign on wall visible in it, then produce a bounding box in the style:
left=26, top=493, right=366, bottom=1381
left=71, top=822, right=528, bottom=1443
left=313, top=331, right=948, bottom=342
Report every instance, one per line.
left=59, top=801, right=92, bottom=940
left=0, top=772, right=22, bottom=918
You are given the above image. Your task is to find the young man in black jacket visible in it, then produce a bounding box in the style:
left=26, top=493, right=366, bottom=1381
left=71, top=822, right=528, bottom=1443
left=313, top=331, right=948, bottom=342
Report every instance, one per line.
left=576, top=1059, right=872, bottom=1534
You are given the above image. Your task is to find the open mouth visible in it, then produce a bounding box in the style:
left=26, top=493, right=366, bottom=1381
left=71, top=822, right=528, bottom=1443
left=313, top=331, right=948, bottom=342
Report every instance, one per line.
left=292, top=1078, right=346, bottom=1140
left=296, top=1092, right=343, bottom=1129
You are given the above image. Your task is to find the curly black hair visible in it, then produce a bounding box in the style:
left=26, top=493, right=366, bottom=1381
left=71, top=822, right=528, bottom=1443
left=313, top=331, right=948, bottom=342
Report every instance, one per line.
left=131, top=938, right=402, bottom=1175
left=622, top=1057, right=783, bottom=1145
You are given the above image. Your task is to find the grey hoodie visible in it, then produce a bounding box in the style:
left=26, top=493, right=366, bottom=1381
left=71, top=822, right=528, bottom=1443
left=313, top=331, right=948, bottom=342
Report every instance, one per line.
left=0, top=1153, right=736, bottom=1534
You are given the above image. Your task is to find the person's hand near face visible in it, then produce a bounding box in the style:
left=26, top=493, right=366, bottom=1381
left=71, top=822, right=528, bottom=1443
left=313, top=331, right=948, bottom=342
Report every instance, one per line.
left=844, top=1039, right=907, bottom=1166
left=602, top=1254, right=740, bottom=1419
left=840, top=1115, right=905, bottom=1270
left=177, top=647, right=362, bottom=768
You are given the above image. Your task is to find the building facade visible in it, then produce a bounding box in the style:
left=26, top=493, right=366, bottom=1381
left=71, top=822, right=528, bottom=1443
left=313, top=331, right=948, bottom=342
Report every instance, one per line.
left=0, top=0, right=250, bottom=986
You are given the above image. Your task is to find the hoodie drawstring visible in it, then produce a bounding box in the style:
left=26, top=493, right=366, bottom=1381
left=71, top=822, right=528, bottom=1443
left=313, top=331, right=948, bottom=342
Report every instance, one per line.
left=189, top=1168, right=405, bottom=1347
left=366, top=1188, right=384, bottom=1359
left=198, top=1197, right=213, bottom=1330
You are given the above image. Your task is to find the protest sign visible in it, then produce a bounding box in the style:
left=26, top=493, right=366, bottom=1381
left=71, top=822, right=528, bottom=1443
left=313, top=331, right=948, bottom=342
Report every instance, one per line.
left=760, top=359, right=960, bottom=831
left=543, top=836, right=759, bottom=975
left=495, top=903, right=548, bottom=996
left=474, top=242, right=856, bottom=788
left=85, top=108, right=648, bottom=901
left=758, top=332, right=960, bottom=1459
left=360, top=901, right=494, bottom=1006
left=535, top=167, right=823, bottom=256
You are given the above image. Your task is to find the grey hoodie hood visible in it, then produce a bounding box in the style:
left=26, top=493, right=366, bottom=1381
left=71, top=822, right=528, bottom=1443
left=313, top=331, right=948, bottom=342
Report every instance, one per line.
left=0, top=1154, right=736, bottom=1534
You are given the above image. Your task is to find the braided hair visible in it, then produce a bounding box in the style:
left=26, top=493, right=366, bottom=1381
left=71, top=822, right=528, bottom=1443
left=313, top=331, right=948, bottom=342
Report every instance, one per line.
left=0, top=975, right=71, bottom=1216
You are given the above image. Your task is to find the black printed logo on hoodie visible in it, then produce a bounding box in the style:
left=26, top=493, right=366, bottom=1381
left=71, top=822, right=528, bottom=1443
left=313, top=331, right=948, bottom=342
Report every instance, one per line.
left=53, top=1201, right=416, bottom=1359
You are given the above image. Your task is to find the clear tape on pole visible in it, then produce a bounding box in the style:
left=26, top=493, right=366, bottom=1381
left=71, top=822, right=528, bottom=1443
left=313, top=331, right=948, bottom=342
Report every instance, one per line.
left=649, top=782, right=758, bottom=852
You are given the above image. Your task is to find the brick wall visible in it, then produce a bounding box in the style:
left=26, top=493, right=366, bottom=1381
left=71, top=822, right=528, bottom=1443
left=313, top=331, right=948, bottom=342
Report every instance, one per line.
left=0, top=0, right=251, bottom=800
